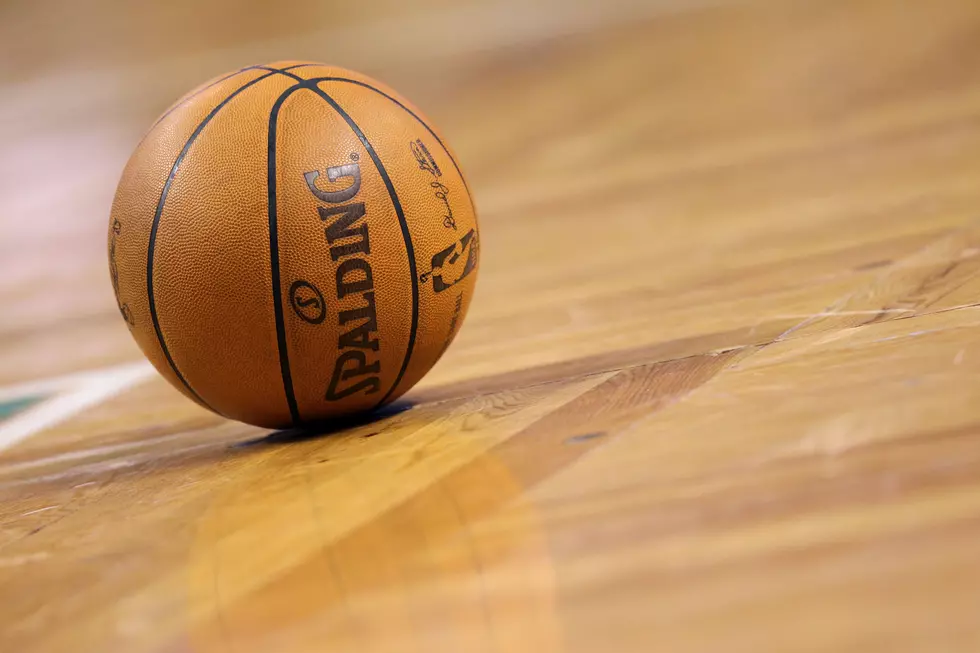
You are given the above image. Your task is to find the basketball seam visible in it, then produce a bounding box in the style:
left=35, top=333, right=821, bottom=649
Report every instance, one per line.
left=256, top=70, right=472, bottom=200
left=310, top=77, right=477, bottom=397
left=305, top=82, right=421, bottom=410
left=316, top=76, right=474, bottom=202
left=141, top=64, right=312, bottom=148
left=267, top=84, right=306, bottom=424
left=254, top=65, right=305, bottom=83
left=146, top=64, right=317, bottom=416
left=144, top=66, right=253, bottom=139
left=149, top=68, right=463, bottom=423
left=265, top=79, right=422, bottom=425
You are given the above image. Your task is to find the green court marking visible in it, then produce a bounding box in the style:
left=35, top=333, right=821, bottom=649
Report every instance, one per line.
left=0, top=396, right=44, bottom=423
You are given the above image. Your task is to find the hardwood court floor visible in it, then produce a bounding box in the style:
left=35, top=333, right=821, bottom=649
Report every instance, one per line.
left=3, top=0, right=980, bottom=651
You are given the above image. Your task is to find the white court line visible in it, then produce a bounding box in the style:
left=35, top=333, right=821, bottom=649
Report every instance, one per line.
left=0, top=362, right=156, bottom=455
left=0, top=361, right=153, bottom=402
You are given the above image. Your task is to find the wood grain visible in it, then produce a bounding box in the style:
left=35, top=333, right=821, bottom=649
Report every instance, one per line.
left=2, top=0, right=980, bottom=651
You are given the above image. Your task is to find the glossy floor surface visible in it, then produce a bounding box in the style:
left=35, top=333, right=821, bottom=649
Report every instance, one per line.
left=2, top=0, right=980, bottom=651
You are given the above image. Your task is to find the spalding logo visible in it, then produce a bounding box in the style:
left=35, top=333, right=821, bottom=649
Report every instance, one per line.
left=303, top=158, right=382, bottom=401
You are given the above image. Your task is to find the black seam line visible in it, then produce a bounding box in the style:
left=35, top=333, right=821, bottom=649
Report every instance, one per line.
left=267, top=75, right=458, bottom=420
left=266, top=80, right=422, bottom=414
left=146, top=66, right=252, bottom=137
left=266, top=78, right=424, bottom=422
left=303, top=82, right=421, bottom=409
left=147, top=66, right=313, bottom=413
left=143, top=64, right=316, bottom=143
left=313, top=77, right=474, bottom=201
left=253, top=65, right=306, bottom=83
left=267, top=84, right=306, bottom=425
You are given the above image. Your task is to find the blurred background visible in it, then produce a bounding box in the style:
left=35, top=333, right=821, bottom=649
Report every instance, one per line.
left=1, top=0, right=687, bottom=384
left=4, top=0, right=980, bottom=386
left=5, top=2, right=980, bottom=652
left=6, top=0, right=980, bottom=385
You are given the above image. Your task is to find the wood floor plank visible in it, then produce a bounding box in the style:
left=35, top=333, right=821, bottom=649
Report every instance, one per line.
left=2, top=0, right=980, bottom=651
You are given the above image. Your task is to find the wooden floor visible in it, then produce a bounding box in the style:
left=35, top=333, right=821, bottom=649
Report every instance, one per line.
left=3, top=0, right=980, bottom=650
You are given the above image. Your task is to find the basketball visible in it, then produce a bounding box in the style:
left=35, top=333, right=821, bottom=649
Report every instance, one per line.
left=108, top=62, right=479, bottom=429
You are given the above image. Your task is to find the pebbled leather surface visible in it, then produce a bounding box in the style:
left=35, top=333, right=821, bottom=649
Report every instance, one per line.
left=109, top=62, right=479, bottom=428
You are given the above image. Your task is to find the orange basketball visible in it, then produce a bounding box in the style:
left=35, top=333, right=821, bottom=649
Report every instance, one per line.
left=108, top=62, right=479, bottom=429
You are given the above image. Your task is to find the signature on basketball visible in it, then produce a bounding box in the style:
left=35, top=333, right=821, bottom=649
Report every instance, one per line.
left=108, top=219, right=135, bottom=326
left=434, top=292, right=464, bottom=359
left=410, top=139, right=456, bottom=230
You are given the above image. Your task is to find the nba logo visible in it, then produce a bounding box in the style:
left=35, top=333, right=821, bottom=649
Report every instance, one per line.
left=422, top=229, right=478, bottom=293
